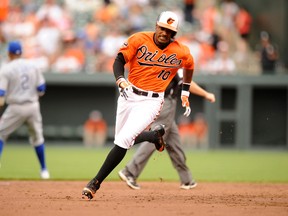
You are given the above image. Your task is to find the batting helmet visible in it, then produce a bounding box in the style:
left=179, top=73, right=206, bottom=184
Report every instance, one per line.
left=156, top=11, right=179, bottom=33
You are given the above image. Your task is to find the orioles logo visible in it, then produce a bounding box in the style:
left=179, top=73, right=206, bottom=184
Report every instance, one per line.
left=167, top=18, right=175, bottom=25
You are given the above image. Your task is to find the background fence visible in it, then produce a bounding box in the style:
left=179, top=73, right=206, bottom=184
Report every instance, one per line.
left=3, top=73, right=287, bottom=149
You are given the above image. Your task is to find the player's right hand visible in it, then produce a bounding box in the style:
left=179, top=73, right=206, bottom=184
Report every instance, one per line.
left=119, top=80, right=129, bottom=89
left=119, top=87, right=129, bottom=100
left=117, top=79, right=130, bottom=100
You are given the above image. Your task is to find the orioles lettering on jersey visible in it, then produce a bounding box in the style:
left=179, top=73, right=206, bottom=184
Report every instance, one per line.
left=137, top=45, right=182, bottom=68
left=119, top=32, right=194, bottom=92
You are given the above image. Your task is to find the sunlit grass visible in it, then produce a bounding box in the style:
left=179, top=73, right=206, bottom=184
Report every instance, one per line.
left=0, top=144, right=287, bottom=183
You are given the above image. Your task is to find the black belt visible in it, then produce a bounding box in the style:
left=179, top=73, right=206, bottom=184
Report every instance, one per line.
left=132, top=86, right=159, bottom=98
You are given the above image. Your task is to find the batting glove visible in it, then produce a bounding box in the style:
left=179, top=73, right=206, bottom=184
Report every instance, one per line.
left=116, top=78, right=130, bottom=100
left=119, top=87, right=129, bottom=100
left=181, top=89, right=191, bottom=117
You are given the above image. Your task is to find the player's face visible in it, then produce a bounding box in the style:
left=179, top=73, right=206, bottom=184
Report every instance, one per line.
left=154, top=25, right=174, bottom=46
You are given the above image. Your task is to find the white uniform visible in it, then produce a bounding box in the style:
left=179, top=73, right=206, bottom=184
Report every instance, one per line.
left=115, top=86, right=164, bottom=149
left=0, top=58, right=45, bottom=146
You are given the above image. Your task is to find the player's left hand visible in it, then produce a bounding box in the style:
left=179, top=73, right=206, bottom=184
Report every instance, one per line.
left=181, top=95, right=191, bottom=117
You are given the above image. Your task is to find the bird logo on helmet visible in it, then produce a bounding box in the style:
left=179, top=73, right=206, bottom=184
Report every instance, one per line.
left=157, top=11, right=179, bottom=33
left=167, top=18, right=175, bottom=25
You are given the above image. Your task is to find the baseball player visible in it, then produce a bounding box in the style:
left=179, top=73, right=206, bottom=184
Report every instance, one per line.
left=0, top=41, right=50, bottom=179
left=82, top=11, right=195, bottom=200
left=118, top=74, right=216, bottom=190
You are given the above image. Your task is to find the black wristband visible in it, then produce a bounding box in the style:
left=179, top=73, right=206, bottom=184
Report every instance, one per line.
left=116, top=75, right=124, bottom=82
left=182, top=83, right=190, bottom=91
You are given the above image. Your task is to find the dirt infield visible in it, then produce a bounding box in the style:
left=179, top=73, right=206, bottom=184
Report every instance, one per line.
left=0, top=181, right=287, bottom=216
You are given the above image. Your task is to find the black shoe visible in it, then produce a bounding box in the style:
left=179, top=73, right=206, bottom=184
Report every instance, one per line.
left=152, top=124, right=166, bottom=152
left=118, top=169, right=140, bottom=190
left=82, top=178, right=100, bottom=200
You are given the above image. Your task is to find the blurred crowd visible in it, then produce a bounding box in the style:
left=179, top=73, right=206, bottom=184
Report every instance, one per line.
left=0, top=0, right=281, bottom=75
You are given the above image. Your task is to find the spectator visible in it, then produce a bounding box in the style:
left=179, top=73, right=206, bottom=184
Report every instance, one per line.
left=0, top=0, right=9, bottom=43
left=178, top=113, right=208, bottom=148
left=1, top=4, right=23, bottom=40
left=192, top=113, right=208, bottom=148
left=235, top=4, right=252, bottom=41
left=16, top=9, right=38, bottom=39
left=219, top=0, right=239, bottom=31
left=35, top=17, right=62, bottom=65
left=196, top=31, right=217, bottom=73
left=101, top=28, right=127, bottom=58
left=127, top=4, right=146, bottom=33
left=199, top=0, right=220, bottom=36
left=178, top=116, right=195, bottom=147
left=183, top=0, right=196, bottom=24
left=78, top=19, right=101, bottom=55
left=36, top=0, right=72, bottom=31
left=256, top=31, right=279, bottom=75
left=23, top=37, right=50, bottom=73
left=178, top=33, right=202, bottom=68
left=206, top=40, right=236, bottom=75
left=93, top=1, right=119, bottom=24
left=52, top=31, right=85, bottom=73
left=96, top=27, right=126, bottom=73
left=218, top=0, right=239, bottom=51
left=0, top=0, right=9, bottom=45
left=83, top=110, right=108, bottom=148
left=64, top=0, right=101, bottom=13
left=20, top=0, right=38, bottom=16
left=0, top=0, right=9, bottom=23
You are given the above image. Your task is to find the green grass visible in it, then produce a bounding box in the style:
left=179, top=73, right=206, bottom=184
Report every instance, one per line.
left=0, top=144, right=288, bottom=183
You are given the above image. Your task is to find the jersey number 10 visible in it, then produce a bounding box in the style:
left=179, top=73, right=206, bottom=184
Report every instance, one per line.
left=157, top=70, right=171, bottom=80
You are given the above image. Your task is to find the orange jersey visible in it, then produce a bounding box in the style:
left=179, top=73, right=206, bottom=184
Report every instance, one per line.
left=119, top=32, right=194, bottom=92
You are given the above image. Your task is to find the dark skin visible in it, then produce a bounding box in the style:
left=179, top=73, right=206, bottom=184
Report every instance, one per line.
left=153, top=25, right=175, bottom=49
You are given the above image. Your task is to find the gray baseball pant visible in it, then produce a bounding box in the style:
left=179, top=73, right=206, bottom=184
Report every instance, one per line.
left=125, top=97, right=193, bottom=184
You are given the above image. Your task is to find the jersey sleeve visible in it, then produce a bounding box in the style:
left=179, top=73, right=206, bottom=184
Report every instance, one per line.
left=118, top=33, right=141, bottom=63
left=182, top=45, right=194, bottom=70
left=0, top=67, right=8, bottom=96
left=36, top=67, right=46, bottom=92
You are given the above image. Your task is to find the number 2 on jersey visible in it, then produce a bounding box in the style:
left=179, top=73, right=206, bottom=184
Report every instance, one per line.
left=21, top=74, right=30, bottom=90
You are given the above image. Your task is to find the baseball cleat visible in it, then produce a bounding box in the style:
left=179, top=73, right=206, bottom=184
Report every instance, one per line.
left=118, top=169, right=129, bottom=181
left=180, top=181, right=197, bottom=190
left=118, top=169, right=140, bottom=190
left=153, top=124, right=166, bottom=152
left=82, top=187, right=95, bottom=200
left=40, top=169, right=50, bottom=179
left=82, top=178, right=100, bottom=200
